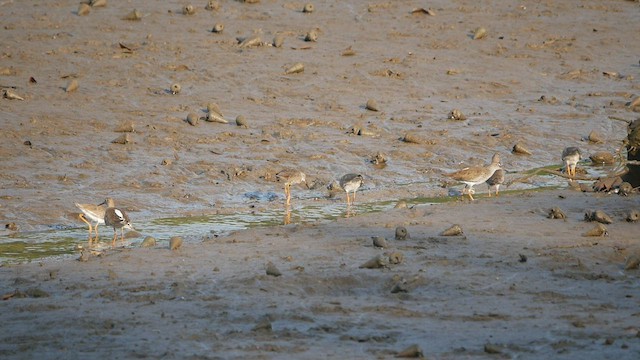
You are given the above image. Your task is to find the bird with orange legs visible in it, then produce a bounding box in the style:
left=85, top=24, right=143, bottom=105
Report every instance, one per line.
left=275, top=170, right=308, bottom=206
left=562, top=147, right=581, bottom=178
left=339, top=173, right=364, bottom=207
left=104, top=206, right=134, bottom=246
left=75, top=198, right=114, bottom=243
left=448, top=153, right=502, bottom=201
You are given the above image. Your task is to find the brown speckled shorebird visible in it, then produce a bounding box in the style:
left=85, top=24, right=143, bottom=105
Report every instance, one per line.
left=275, top=170, right=307, bottom=206
left=562, top=147, right=581, bottom=178
left=449, top=153, right=502, bottom=200
left=486, top=169, right=505, bottom=197
left=75, top=198, right=115, bottom=242
left=339, top=173, right=364, bottom=206
left=104, top=207, right=133, bottom=245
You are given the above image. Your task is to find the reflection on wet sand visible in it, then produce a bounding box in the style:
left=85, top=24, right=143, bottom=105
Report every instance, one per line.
left=283, top=208, right=292, bottom=225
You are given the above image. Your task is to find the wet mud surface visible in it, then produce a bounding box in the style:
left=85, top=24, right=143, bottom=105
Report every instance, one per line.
left=1, top=0, right=640, bottom=358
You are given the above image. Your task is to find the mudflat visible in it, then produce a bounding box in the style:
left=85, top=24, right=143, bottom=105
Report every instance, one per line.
left=1, top=0, right=639, bottom=358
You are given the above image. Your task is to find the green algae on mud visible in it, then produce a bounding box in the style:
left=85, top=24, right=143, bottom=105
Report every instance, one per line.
left=0, top=186, right=569, bottom=264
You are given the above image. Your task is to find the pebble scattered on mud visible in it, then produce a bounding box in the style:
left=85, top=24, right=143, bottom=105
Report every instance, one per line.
left=236, top=115, right=248, bottom=128
left=395, top=226, right=409, bottom=240
left=473, top=27, right=487, bottom=40
left=397, top=344, right=423, bottom=358
left=65, top=79, right=79, bottom=93
left=284, top=62, right=304, bottom=74
left=122, top=9, right=142, bottom=21
left=77, top=3, right=91, bottom=16
left=512, top=143, right=532, bottom=155
left=141, top=236, right=156, bottom=248
left=449, top=109, right=466, bottom=121
left=372, top=236, right=388, bottom=248
left=584, top=209, right=613, bottom=224
left=441, top=224, right=463, bottom=236
left=169, top=236, right=183, bottom=250
left=365, top=99, right=379, bottom=112
left=186, top=113, right=199, bottom=126
left=111, top=133, right=131, bottom=144
left=359, top=254, right=388, bottom=269
left=548, top=207, right=566, bottom=220
left=302, top=3, right=314, bottom=13
left=583, top=223, right=608, bottom=237
left=589, top=152, right=615, bottom=165
left=266, top=262, right=282, bottom=277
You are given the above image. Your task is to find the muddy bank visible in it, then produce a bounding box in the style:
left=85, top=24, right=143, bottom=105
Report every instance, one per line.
left=1, top=0, right=638, bottom=232
left=1, top=190, right=639, bottom=358
left=1, top=1, right=640, bottom=358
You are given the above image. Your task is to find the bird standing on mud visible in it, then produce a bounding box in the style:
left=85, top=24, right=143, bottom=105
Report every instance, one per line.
left=448, top=153, right=502, bottom=200
left=339, top=174, right=364, bottom=206
left=104, top=207, right=134, bottom=246
left=276, top=170, right=308, bottom=206
left=562, top=147, right=581, bottom=178
left=75, top=198, right=115, bottom=243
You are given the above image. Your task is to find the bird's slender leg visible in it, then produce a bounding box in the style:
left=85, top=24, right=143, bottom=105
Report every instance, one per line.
left=495, top=186, right=500, bottom=197
left=352, top=191, right=356, bottom=204
left=285, top=184, right=291, bottom=206
left=112, top=230, right=117, bottom=246
left=345, top=192, right=351, bottom=207
left=94, top=223, right=100, bottom=242
left=79, top=214, right=93, bottom=242
left=468, top=186, right=475, bottom=201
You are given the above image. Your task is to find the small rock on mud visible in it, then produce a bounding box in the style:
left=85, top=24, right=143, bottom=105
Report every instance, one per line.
left=394, top=201, right=407, bottom=209
left=302, top=3, right=314, bottom=13
left=284, top=62, right=304, bottom=74
left=359, top=254, right=388, bottom=269
left=169, top=236, right=183, bottom=250
left=236, top=115, right=248, bottom=128
left=548, top=207, right=566, bottom=220
left=372, top=236, right=388, bottom=248
left=584, top=209, right=613, bottom=224
left=441, top=224, right=463, bottom=236
left=583, top=223, right=608, bottom=237
left=512, top=143, right=532, bottom=155
left=186, top=113, right=199, bottom=126
left=397, top=344, right=423, bottom=358
left=473, top=27, right=487, bottom=40
left=449, top=109, right=466, bottom=120
left=141, top=236, right=157, bottom=248
left=388, top=251, right=404, bottom=265
left=365, top=99, right=379, bottom=112
left=395, top=226, right=409, bottom=240
left=589, top=152, right=615, bottom=165
left=65, top=79, right=79, bottom=93
left=587, top=130, right=604, bottom=144
left=111, top=133, right=131, bottom=144
left=266, top=262, right=282, bottom=277
left=618, top=182, right=633, bottom=196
